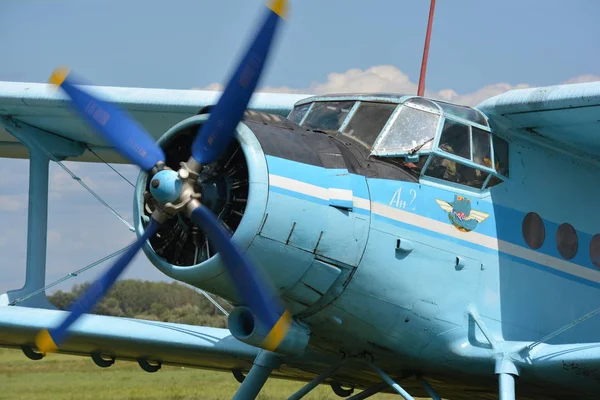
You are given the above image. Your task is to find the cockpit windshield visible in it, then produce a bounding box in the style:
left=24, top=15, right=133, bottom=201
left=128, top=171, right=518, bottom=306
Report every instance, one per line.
left=341, top=102, right=397, bottom=147
left=366, top=97, right=508, bottom=190
left=287, top=95, right=509, bottom=191
left=287, top=103, right=311, bottom=124
left=290, top=100, right=397, bottom=148
left=372, top=98, right=440, bottom=156
left=301, top=101, right=355, bottom=132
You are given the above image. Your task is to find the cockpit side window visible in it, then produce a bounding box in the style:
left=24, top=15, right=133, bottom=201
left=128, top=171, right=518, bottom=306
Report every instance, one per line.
left=425, top=155, right=490, bottom=189
left=493, top=135, right=510, bottom=177
left=301, top=101, right=355, bottom=132
left=341, top=102, right=397, bottom=148
left=472, top=127, right=492, bottom=168
left=424, top=117, right=508, bottom=190
left=438, top=119, right=470, bottom=160
left=288, top=103, right=311, bottom=125
left=436, top=100, right=489, bottom=126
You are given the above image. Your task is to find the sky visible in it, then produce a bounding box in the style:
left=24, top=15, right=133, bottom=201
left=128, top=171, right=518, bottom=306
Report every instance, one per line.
left=0, top=0, right=599, bottom=295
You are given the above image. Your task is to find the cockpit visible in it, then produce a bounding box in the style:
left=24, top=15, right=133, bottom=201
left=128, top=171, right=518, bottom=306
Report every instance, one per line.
left=287, top=95, right=509, bottom=191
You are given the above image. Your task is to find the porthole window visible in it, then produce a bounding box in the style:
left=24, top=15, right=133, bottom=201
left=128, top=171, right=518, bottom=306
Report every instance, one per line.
left=589, top=235, right=600, bottom=269
left=556, top=223, right=578, bottom=260
left=522, top=212, right=545, bottom=249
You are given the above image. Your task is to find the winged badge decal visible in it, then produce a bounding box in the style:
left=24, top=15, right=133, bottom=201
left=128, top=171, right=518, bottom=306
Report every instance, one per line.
left=436, top=195, right=489, bottom=232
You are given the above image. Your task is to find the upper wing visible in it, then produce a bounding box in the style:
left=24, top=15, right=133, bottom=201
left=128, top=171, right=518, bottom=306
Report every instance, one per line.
left=477, top=81, right=600, bottom=161
left=0, top=81, right=310, bottom=163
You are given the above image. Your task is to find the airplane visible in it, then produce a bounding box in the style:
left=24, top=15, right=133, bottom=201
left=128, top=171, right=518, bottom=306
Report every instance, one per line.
left=1, top=0, right=600, bottom=399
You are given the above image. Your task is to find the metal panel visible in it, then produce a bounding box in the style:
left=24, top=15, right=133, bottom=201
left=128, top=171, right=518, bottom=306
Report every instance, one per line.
left=327, top=168, right=353, bottom=210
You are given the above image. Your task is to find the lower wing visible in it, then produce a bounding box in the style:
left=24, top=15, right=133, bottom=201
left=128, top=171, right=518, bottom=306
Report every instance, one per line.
left=0, top=305, right=258, bottom=371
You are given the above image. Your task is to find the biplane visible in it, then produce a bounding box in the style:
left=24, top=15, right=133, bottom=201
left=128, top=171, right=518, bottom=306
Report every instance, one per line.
left=1, top=1, right=600, bottom=399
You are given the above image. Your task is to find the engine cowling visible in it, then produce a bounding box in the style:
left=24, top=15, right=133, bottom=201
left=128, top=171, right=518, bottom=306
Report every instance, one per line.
left=134, top=111, right=370, bottom=352
left=133, top=114, right=270, bottom=303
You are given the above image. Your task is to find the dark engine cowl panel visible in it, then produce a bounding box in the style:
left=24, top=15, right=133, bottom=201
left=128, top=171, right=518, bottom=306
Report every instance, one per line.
left=141, top=121, right=249, bottom=267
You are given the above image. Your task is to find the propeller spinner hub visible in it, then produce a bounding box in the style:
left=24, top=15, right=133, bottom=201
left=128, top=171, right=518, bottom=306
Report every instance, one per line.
left=149, top=169, right=183, bottom=204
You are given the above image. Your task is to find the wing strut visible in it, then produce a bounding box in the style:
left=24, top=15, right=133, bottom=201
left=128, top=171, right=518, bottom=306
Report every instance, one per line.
left=232, top=351, right=281, bottom=400
left=0, top=116, right=85, bottom=309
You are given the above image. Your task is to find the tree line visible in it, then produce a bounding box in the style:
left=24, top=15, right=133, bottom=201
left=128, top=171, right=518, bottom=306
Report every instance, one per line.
left=48, top=280, right=232, bottom=328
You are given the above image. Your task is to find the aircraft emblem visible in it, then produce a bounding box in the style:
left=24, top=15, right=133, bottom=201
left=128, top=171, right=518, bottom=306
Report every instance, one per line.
left=435, top=195, right=489, bottom=232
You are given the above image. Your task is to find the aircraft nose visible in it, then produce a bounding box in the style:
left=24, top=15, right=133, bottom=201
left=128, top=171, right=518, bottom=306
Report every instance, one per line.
left=132, top=114, right=270, bottom=304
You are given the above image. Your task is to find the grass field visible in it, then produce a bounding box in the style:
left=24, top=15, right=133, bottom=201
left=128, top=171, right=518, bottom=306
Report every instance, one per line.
left=0, top=348, right=400, bottom=400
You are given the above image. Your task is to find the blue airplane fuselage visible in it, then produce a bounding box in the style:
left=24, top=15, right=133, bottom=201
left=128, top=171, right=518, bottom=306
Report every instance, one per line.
left=134, top=104, right=600, bottom=397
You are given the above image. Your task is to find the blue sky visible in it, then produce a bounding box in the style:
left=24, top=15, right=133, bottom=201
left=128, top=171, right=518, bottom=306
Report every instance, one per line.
left=0, top=0, right=599, bottom=295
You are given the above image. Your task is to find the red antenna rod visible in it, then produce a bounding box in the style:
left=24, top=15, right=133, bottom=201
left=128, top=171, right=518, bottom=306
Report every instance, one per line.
left=417, top=0, right=436, bottom=97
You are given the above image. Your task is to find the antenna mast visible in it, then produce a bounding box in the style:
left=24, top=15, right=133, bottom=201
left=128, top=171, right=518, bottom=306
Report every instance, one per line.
left=417, top=0, right=436, bottom=97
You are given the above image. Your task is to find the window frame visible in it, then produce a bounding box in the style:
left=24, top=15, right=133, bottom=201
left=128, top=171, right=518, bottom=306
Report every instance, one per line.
left=287, top=102, right=313, bottom=125
left=338, top=101, right=399, bottom=149
left=288, top=96, right=510, bottom=194
left=420, top=114, right=509, bottom=193
left=371, top=98, right=441, bottom=157
left=298, top=100, right=357, bottom=132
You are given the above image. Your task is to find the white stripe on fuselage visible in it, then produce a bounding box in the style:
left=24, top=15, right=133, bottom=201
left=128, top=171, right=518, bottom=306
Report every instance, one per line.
left=268, top=173, right=600, bottom=285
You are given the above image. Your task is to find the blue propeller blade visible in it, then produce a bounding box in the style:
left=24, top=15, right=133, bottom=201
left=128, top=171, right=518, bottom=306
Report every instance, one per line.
left=189, top=205, right=291, bottom=351
left=35, top=218, right=161, bottom=353
left=49, top=68, right=165, bottom=171
left=190, top=0, right=287, bottom=165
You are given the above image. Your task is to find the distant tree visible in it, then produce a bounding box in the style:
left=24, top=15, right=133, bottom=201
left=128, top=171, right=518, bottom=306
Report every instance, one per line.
left=47, top=280, right=232, bottom=328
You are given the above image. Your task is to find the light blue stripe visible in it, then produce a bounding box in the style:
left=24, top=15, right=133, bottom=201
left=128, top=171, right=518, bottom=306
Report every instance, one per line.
left=266, top=156, right=600, bottom=284
left=267, top=155, right=598, bottom=272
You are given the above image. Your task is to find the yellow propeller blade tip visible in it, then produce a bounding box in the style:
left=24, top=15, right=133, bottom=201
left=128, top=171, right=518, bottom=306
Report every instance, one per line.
left=35, top=329, right=58, bottom=354
left=48, top=67, right=71, bottom=86
left=268, top=0, right=288, bottom=18
left=263, top=309, right=291, bottom=351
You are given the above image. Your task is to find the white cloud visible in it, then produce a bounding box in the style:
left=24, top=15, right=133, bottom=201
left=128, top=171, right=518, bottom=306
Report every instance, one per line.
left=0, top=195, right=25, bottom=211
left=438, top=82, right=532, bottom=107
left=198, top=65, right=600, bottom=107
left=562, top=74, right=600, bottom=85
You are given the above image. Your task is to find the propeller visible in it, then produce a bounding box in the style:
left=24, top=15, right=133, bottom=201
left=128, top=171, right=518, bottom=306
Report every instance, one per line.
left=48, top=68, right=165, bottom=172
left=35, top=0, right=291, bottom=354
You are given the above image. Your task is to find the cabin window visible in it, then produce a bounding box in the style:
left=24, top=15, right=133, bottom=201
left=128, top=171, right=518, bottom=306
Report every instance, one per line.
left=425, top=156, right=489, bottom=188
left=374, top=103, right=439, bottom=154
left=288, top=103, right=311, bottom=124
left=438, top=119, right=471, bottom=160
left=556, top=223, right=578, bottom=260
left=341, top=102, right=397, bottom=147
left=379, top=154, right=429, bottom=180
left=301, top=101, right=355, bottom=132
left=589, top=234, right=600, bottom=269
left=522, top=212, right=545, bottom=249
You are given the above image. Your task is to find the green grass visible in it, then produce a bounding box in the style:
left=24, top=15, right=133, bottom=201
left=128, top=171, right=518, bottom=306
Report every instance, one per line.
left=0, top=348, right=398, bottom=400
